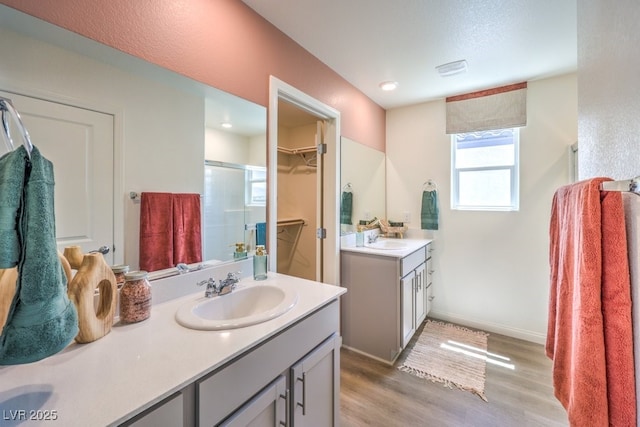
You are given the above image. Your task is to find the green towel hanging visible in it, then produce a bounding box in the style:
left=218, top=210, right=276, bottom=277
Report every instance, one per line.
left=421, top=190, right=439, bottom=230
left=0, top=146, right=78, bottom=365
left=341, top=191, right=353, bottom=225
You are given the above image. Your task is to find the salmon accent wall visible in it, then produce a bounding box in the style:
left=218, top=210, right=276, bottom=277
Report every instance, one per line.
left=0, top=0, right=385, bottom=152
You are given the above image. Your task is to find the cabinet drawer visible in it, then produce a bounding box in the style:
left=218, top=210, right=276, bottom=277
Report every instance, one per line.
left=401, top=247, right=427, bottom=277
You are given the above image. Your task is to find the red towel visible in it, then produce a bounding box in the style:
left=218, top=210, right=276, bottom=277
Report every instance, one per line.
left=172, top=193, right=202, bottom=266
left=547, top=178, right=636, bottom=426
left=139, top=192, right=174, bottom=272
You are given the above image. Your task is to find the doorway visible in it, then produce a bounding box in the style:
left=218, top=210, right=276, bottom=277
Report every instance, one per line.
left=268, top=77, right=341, bottom=285
left=0, top=90, right=118, bottom=265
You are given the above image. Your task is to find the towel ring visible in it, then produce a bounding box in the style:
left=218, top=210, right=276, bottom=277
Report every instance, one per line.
left=423, top=179, right=437, bottom=191
left=0, top=97, right=33, bottom=159
left=342, top=183, right=353, bottom=192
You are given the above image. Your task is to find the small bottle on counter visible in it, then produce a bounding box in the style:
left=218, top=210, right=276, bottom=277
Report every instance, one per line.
left=110, top=264, right=129, bottom=288
left=234, top=242, right=247, bottom=260
left=253, top=245, right=268, bottom=281
left=356, top=231, right=364, bottom=247
left=120, top=270, right=152, bottom=323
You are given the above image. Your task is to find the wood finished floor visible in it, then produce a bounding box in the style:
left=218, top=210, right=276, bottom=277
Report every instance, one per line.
left=340, top=321, right=568, bottom=427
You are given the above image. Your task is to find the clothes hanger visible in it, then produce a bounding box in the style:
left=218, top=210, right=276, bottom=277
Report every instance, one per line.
left=0, top=97, right=33, bottom=159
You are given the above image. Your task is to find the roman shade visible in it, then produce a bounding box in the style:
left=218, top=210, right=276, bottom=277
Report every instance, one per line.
left=446, top=82, right=527, bottom=134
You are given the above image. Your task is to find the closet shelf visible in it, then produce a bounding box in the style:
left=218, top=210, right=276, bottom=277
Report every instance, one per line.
left=277, top=218, right=306, bottom=227
left=277, top=145, right=317, bottom=167
left=277, top=145, right=316, bottom=155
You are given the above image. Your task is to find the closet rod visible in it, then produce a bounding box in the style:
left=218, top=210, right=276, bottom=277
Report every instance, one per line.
left=600, top=178, right=640, bottom=195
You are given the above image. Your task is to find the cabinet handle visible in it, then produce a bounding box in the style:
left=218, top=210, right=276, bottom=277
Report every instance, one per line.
left=279, top=389, right=289, bottom=427
left=428, top=296, right=435, bottom=301
left=296, top=372, right=307, bottom=416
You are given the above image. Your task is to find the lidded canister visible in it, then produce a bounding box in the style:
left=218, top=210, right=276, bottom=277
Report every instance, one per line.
left=119, top=270, right=152, bottom=323
left=110, top=264, right=129, bottom=288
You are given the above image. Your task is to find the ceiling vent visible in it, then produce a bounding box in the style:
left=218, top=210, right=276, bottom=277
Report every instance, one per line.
left=436, top=60, right=468, bottom=77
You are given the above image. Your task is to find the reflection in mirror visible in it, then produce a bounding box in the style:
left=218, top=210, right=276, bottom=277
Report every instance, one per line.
left=340, top=137, right=386, bottom=235
left=0, top=6, right=267, bottom=275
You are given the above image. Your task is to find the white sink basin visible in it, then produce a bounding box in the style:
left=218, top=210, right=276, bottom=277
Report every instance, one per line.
left=175, top=284, right=298, bottom=330
left=365, top=240, right=408, bottom=250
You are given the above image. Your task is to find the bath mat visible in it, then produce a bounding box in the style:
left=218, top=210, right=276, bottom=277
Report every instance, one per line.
left=398, top=319, right=489, bottom=401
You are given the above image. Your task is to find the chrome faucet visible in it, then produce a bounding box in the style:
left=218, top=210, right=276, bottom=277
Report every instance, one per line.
left=218, top=272, right=240, bottom=296
left=196, top=272, right=241, bottom=298
left=367, top=234, right=379, bottom=244
left=197, top=277, right=219, bottom=298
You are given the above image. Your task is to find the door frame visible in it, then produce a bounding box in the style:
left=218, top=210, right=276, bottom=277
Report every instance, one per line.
left=0, top=78, right=125, bottom=265
left=268, top=76, right=341, bottom=285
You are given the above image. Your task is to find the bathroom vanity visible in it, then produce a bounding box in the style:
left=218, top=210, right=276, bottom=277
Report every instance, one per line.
left=0, top=263, right=345, bottom=426
left=340, top=238, right=433, bottom=364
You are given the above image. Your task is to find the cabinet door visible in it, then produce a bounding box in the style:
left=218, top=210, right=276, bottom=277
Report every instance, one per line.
left=219, top=376, right=287, bottom=427
left=291, top=335, right=340, bottom=426
left=123, top=392, right=184, bottom=427
left=401, top=270, right=416, bottom=348
left=414, top=262, right=427, bottom=326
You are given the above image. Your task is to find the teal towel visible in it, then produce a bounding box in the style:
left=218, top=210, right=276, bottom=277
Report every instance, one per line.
left=0, top=146, right=78, bottom=365
left=0, top=146, right=23, bottom=268
left=256, top=222, right=266, bottom=247
left=421, top=190, right=439, bottom=230
left=341, top=192, right=353, bottom=225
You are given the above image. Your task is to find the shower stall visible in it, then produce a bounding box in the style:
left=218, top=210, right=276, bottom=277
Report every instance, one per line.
left=203, top=161, right=266, bottom=262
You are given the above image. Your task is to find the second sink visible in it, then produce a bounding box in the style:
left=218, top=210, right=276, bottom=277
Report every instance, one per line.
left=366, top=240, right=408, bottom=250
left=175, top=284, right=298, bottom=330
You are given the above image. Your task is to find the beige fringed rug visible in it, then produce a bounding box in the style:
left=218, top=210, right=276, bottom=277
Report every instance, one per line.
left=398, top=320, right=490, bottom=401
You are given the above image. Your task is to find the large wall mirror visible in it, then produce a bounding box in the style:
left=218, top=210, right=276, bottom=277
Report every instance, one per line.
left=340, top=136, right=386, bottom=236
left=0, top=6, right=266, bottom=274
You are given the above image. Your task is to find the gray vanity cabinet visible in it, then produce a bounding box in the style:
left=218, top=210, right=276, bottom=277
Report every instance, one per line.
left=341, top=241, right=432, bottom=364
left=197, top=301, right=340, bottom=426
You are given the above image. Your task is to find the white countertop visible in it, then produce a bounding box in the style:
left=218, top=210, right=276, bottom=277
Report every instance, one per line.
left=341, top=237, right=432, bottom=258
left=0, top=272, right=345, bottom=426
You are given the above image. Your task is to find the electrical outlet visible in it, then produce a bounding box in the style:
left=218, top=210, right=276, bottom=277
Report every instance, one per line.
left=403, top=211, right=411, bottom=223
left=364, top=211, right=371, bottom=220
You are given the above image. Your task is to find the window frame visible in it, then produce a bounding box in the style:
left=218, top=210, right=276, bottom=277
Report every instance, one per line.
left=451, top=128, right=520, bottom=211
left=245, top=166, right=267, bottom=207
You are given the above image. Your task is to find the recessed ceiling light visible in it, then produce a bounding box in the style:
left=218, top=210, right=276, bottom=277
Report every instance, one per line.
left=379, top=81, right=399, bottom=91
left=221, top=122, right=232, bottom=129
left=436, top=60, right=468, bottom=77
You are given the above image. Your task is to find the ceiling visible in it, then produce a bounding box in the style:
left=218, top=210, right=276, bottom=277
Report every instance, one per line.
left=242, top=0, right=577, bottom=110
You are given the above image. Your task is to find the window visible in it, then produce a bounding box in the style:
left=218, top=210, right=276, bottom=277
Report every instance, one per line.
left=451, top=128, right=519, bottom=211
left=245, top=167, right=266, bottom=206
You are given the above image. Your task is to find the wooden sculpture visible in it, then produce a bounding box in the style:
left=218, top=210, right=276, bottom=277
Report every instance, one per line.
left=67, top=252, right=117, bottom=343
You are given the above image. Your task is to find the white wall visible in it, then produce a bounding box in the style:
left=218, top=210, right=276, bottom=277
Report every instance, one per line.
left=340, top=137, right=386, bottom=232
left=578, top=0, right=640, bottom=179
left=0, top=27, right=204, bottom=269
left=204, top=127, right=266, bottom=167
left=386, top=73, right=577, bottom=343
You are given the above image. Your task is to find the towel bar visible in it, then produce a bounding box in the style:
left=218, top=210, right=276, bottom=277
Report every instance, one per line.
left=600, top=178, right=640, bottom=194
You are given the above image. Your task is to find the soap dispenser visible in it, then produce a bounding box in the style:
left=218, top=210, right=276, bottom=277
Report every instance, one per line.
left=253, top=245, right=268, bottom=280
left=234, top=242, right=247, bottom=260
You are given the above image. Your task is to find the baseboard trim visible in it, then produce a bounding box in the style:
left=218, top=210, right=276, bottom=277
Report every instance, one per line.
left=428, top=310, right=547, bottom=345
